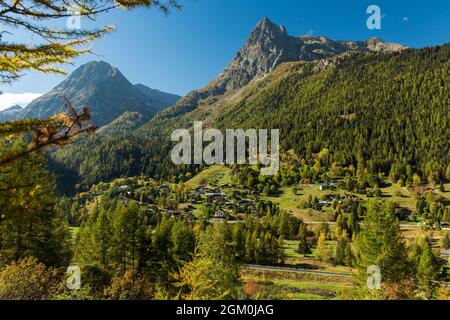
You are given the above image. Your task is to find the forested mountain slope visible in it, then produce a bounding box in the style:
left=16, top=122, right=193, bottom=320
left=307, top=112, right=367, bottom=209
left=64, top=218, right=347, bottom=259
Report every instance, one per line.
left=52, top=43, right=450, bottom=192
left=137, top=17, right=404, bottom=137
left=215, top=45, right=450, bottom=183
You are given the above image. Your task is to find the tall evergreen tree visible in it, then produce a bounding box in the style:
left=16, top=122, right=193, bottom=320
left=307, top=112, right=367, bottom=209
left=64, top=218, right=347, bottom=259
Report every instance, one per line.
left=297, top=224, right=311, bottom=255
left=417, top=241, right=438, bottom=299
left=0, top=141, right=71, bottom=268
left=353, top=200, right=413, bottom=298
left=176, top=223, right=242, bottom=300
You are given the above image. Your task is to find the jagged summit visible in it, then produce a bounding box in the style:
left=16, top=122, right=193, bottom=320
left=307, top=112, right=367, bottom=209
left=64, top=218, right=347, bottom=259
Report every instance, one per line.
left=51, top=61, right=128, bottom=93
left=170, top=17, right=406, bottom=114
left=251, top=17, right=288, bottom=40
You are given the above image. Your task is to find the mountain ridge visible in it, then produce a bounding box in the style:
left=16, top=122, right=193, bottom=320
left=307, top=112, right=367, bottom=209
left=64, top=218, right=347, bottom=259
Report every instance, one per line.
left=2, top=61, right=181, bottom=126
left=52, top=42, right=449, bottom=191
left=50, top=18, right=449, bottom=192
left=155, top=17, right=406, bottom=124
left=0, top=104, right=23, bottom=121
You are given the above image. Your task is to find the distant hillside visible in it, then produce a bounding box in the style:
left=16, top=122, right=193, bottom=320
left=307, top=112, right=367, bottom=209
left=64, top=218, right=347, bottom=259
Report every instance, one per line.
left=51, top=18, right=447, bottom=192
left=134, top=84, right=180, bottom=111
left=53, top=43, right=449, bottom=192
left=214, top=45, right=449, bottom=183
left=143, top=17, right=406, bottom=134
left=15, top=61, right=179, bottom=127
left=97, top=111, right=148, bottom=135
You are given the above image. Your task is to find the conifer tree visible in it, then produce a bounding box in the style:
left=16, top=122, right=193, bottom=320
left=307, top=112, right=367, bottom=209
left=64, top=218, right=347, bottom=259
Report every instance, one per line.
left=353, top=200, right=413, bottom=298
left=0, top=143, right=72, bottom=268
left=176, top=223, right=242, bottom=299
left=297, top=224, right=311, bottom=255
left=92, top=209, right=113, bottom=269
left=334, top=239, right=346, bottom=265
left=245, top=230, right=255, bottom=263
left=232, top=223, right=246, bottom=261
left=170, top=220, right=195, bottom=264
left=344, top=243, right=354, bottom=267
left=417, top=241, right=438, bottom=299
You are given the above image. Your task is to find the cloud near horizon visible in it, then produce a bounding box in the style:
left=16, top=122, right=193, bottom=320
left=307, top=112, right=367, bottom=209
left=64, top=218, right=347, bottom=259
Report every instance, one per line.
left=0, top=92, right=43, bottom=111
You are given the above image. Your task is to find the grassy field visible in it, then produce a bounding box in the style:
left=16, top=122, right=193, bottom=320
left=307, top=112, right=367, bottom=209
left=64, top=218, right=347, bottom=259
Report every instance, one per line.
left=242, top=269, right=352, bottom=300
left=262, top=181, right=423, bottom=222
left=185, top=165, right=233, bottom=188
left=262, top=186, right=343, bottom=222
left=283, top=240, right=352, bottom=274
left=436, top=183, right=450, bottom=201
left=371, top=182, right=416, bottom=210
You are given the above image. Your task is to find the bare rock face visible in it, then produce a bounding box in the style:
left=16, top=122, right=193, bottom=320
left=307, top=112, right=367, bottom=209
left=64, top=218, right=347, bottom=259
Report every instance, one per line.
left=366, top=37, right=407, bottom=52
left=170, top=17, right=406, bottom=115
left=220, top=18, right=406, bottom=90
left=219, top=17, right=294, bottom=90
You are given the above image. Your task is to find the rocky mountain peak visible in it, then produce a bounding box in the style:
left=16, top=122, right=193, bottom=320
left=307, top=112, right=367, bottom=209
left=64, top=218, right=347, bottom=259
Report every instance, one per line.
left=366, top=37, right=406, bottom=52
left=55, top=61, right=129, bottom=92
left=16, top=61, right=179, bottom=126
left=212, top=18, right=295, bottom=93
left=215, top=19, right=406, bottom=93
left=249, top=17, right=289, bottom=43
left=169, top=18, right=406, bottom=118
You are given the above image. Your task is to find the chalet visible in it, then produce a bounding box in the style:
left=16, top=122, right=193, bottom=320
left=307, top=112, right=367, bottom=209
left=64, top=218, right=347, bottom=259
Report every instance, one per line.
left=440, top=249, right=450, bottom=257
left=167, top=210, right=182, bottom=217
left=208, top=210, right=229, bottom=223
left=214, top=210, right=227, bottom=218
left=191, top=186, right=214, bottom=196
left=319, top=183, right=338, bottom=191
left=414, top=186, right=433, bottom=194
left=204, top=192, right=225, bottom=203
left=204, top=192, right=222, bottom=198
left=319, top=200, right=333, bottom=207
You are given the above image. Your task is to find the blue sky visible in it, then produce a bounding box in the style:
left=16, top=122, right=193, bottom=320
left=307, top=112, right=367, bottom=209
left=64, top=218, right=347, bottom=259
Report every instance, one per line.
left=0, top=0, right=449, bottom=109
